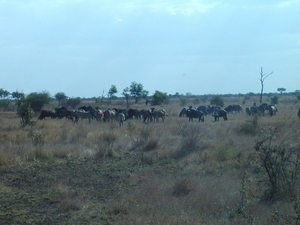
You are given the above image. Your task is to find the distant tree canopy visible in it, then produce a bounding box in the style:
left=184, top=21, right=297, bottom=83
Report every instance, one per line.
left=65, top=97, right=81, bottom=109
left=129, top=81, right=148, bottom=103
left=55, top=92, right=67, bottom=106
left=277, top=88, right=286, bottom=95
left=152, top=90, right=168, bottom=105
left=26, top=91, right=52, bottom=112
left=108, top=85, right=118, bottom=99
left=210, top=95, right=225, bottom=107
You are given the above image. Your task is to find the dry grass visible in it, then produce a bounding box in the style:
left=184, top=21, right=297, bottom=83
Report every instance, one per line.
left=1, top=96, right=300, bottom=224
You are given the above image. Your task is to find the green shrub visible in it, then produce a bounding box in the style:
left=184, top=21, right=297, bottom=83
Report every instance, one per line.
left=237, top=116, right=259, bottom=136
left=210, top=95, right=225, bottom=107
left=255, top=128, right=300, bottom=201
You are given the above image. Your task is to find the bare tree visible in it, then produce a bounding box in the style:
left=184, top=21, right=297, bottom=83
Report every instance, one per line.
left=259, top=67, right=273, bottom=104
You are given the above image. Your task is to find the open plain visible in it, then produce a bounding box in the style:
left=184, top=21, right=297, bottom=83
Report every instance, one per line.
left=1, top=95, right=300, bottom=224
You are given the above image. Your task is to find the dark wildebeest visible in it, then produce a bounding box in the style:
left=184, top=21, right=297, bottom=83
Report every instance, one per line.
left=74, top=110, right=93, bottom=123
left=258, top=103, right=269, bottom=114
left=141, top=109, right=153, bottom=123
left=250, top=105, right=258, bottom=115
left=232, top=104, right=243, bottom=113
left=186, top=108, right=204, bottom=122
left=246, top=107, right=251, bottom=116
left=38, top=110, right=56, bottom=120
left=212, top=109, right=228, bottom=121
left=224, top=105, right=233, bottom=113
left=127, top=108, right=137, bottom=119
left=197, top=105, right=210, bottom=115
left=298, top=109, right=300, bottom=119
left=55, top=107, right=76, bottom=121
left=225, top=104, right=243, bottom=113
left=179, top=107, right=188, bottom=117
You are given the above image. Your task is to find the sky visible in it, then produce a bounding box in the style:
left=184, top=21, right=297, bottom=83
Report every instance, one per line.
left=1, top=0, right=299, bottom=98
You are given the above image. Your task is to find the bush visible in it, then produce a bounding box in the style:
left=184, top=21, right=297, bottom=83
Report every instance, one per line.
left=65, top=97, right=81, bottom=109
left=210, top=95, right=224, bottom=107
left=16, top=98, right=35, bottom=126
left=271, top=96, right=279, bottom=104
left=26, top=91, right=51, bottom=112
left=254, top=128, right=300, bottom=201
left=152, top=90, right=168, bottom=105
left=237, top=116, right=259, bottom=136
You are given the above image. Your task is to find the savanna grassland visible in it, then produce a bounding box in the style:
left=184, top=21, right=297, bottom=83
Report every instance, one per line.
left=1, top=96, right=300, bottom=225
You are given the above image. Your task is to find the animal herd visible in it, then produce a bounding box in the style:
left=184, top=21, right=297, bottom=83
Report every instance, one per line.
left=38, top=106, right=168, bottom=126
left=37, top=103, right=300, bottom=126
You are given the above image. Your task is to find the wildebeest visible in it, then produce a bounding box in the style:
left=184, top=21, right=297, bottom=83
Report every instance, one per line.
left=179, top=107, right=188, bottom=117
left=225, top=104, right=243, bottom=113
left=127, top=108, right=141, bottom=119
left=38, top=110, right=56, bottom=120
left=55, top=107, right=76, bottom=121
left=141, top=109, right=153, bottom=123
left=186, top=108, right=204, bottom=122
left=245, top=107, right=251, bottom=116
left=103, top=109, right=116, bottom=122
left=74, top=110, right=93, bottom=123
left=197, top=105, right=210, bottom=115
left=116, top=112, right=126, bottom=127
left=212, top=109, right=228, bottom=121
left=297, top=109, right=300, bottom=119
left=152, top=108, right=168, bottom=122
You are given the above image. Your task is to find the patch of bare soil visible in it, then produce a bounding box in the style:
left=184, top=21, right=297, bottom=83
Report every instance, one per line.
left=0, top=156, right=141, bottom=224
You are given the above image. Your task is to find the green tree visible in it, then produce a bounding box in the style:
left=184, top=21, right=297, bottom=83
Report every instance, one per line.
left=259, top=67, right=273, bottom=104
left=108, top=85, right=118, bottom=99
left=65, top=97, right=81, bottom=109
left=54, top=92, right=67, bottom=106
left=129, top=82, right=148, bottom=103
left=152, top=90, right=168, bottom=105
left=16, top=96, right=34, bottom=126
left=122, top=87, right=130, bottom=108
left=277, top=87, right=286, bottom=95
left=11, top=91, right=24, bottom=100
left=26, top=91, right=52, bottom=112
left=210, top=95, right=224, bottom=107
left=0, top=88, right=10, bottom=111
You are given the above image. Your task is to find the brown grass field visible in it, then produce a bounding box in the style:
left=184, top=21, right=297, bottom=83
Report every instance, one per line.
left=1, top=95, right=300, bottom=224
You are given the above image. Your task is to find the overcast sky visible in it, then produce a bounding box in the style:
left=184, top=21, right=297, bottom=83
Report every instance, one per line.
left=1, top=0, right=299, bottom=98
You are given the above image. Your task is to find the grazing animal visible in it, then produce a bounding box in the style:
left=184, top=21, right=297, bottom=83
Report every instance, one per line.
left=74, top=110, right=93, bottom=123
left=116, top=112, right=126, bottom=127
left=142, top=109, right=153, bottom=123
left=213, top=109, right=228, bottom=121
left=197, top=105, right=210, bottom=115
left=298, top=109, right=300, bottom=119
left=246, top=107, right=251, bottom=116
left=179, top=107, right=188, bottom=117
left=186, top=108, right=204, bottom=122
left=38, top=110, right=56, bottom=120
left=225, top=104, right=243, bottom=113
left=55, top=107, right=76, bottom=121
left=103, top=109, right=116, bottom=122
left=152, top=108, right=168, bottom=122
left=268, top=105, right=277, bottom=116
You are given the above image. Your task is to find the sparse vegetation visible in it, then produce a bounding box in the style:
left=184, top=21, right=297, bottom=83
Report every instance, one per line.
left=1, top=95, right=300, bottom=224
